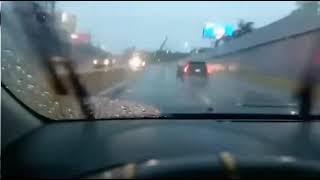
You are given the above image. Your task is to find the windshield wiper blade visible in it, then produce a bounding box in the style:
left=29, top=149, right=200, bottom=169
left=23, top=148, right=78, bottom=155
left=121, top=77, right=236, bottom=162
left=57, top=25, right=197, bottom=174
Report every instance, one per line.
left=31, top=3, right=95, bottom=119
left=238, top=103, right=298, bottom=108
left=81, top=113, right=320, bottom=121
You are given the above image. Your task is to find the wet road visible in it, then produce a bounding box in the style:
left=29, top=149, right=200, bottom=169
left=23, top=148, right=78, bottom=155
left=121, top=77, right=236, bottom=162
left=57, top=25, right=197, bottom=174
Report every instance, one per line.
left=100, top=62, right=299, bottom=115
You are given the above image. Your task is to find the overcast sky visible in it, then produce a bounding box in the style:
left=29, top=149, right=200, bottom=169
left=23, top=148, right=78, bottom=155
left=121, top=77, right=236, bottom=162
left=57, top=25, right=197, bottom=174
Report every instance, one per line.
left=57, top=1, right=297, bottom=53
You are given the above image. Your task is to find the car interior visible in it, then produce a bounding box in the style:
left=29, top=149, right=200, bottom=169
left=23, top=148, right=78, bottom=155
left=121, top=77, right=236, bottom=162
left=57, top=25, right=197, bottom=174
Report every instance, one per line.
left=2, top=83, right=320, bottom=179
left=2, top=1, right=320, bottom=179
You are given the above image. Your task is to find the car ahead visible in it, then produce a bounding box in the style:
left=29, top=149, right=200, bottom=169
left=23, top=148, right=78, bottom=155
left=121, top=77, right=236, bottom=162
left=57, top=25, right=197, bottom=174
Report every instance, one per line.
left=128, top=54, right=147, bottom=72
left=177, top=61, right=208, bottom=84
left=92, top=57, right=112, bottom=69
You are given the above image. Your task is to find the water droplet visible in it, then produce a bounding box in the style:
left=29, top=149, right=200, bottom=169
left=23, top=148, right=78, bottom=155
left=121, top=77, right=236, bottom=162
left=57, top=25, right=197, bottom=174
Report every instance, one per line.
left=27, top=74, right=32, bottom=79
left=21, top=70, right=26, bottom=74
left=142, top=108, right=146, bottom=112
left=16, top=65, right=22, bottom=71
left=121, top=105, right=128, bottom=111
left=115, top=114, right=120, bottom=118
left=27, top=84, right=35, bottom=89
left=41, top=93, right=46, bottom=97
left=16, top=89, right=22, bottom=93
left=54, top=101, right=59, bottom=105
left=38, top=104, right=43, bottom=108
left=48, top=110, right=53, bottom=114
left=2, top=66, right=5, bottom=70
left=17, top=79, right=22, bottom=85
left=67, top=108, right=72, bottom=113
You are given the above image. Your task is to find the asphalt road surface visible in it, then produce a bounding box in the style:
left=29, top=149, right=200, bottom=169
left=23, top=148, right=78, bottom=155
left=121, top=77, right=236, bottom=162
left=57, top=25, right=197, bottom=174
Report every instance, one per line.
left=98, top=62, right=301, bottom=115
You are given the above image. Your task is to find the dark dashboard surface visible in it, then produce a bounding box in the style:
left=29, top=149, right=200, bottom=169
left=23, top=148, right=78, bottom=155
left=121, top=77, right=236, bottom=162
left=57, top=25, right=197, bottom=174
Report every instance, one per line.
left=2, top=120, right=320, bottom=178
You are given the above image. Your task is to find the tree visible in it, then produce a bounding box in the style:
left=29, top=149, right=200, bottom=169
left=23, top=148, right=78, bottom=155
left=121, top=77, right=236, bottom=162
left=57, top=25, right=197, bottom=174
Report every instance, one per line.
left=234, top=20, right=254, bottom=38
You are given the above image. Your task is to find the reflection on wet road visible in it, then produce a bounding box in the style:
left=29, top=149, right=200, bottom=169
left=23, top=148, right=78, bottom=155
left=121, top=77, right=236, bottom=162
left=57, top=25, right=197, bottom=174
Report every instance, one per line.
left=100, top=63, right=299, bottom=115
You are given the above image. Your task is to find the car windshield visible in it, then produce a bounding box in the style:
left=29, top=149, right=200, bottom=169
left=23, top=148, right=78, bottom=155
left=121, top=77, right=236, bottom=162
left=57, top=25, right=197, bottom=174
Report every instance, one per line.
left=1, top=1, right=320, bottom=120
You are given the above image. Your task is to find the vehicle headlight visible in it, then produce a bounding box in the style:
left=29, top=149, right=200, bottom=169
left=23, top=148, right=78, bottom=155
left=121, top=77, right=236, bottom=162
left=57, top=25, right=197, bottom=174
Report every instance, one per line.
left=93, top=59, right=98, bottom=65
left=129, top=56, right=142, bottom=68
left=104, top=59, right=110, bottom=65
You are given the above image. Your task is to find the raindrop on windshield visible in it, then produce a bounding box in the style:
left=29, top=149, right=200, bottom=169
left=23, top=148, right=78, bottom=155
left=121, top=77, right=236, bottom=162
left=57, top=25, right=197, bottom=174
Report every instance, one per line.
left=2, top=66, right=5, bottom=70
left=121, top=105, right=128, bottom=111
left=27, top=84, right=35, bottom=89
left=16, top=65, right=22, bottom=71
left=27, top=74, right=33, bottom=79
left=17, top=79, right=22, bottom=85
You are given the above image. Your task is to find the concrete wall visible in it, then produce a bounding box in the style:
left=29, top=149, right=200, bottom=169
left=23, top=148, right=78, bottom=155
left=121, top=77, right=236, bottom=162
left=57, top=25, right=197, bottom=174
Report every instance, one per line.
left=192, top=11, right=320, bottom=82
left=216, top=30, right=320, bottom=81
left=195, top=13, right=320, bottom=59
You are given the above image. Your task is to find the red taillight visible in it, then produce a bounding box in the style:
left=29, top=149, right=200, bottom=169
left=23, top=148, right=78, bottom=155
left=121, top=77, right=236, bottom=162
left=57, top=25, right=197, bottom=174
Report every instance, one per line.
left=183, top=64, right=189, bottom=73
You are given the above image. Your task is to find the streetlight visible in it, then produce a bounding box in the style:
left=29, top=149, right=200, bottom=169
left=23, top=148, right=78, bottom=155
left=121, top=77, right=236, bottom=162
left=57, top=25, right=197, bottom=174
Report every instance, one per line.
left=70, top=33, right=78, bottom=39
left=215, top=26, right=225, bottom=40
left=61, top=12, right=68, bottom=22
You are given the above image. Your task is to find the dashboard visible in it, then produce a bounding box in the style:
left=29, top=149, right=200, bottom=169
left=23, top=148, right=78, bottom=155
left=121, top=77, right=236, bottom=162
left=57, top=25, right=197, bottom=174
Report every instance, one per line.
left=2, top=119, right=320, bottom=178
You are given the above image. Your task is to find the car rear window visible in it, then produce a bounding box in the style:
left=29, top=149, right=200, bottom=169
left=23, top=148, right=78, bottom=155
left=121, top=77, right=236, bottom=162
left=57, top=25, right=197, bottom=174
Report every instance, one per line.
left=189, top=62, right=206, bottom=70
